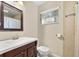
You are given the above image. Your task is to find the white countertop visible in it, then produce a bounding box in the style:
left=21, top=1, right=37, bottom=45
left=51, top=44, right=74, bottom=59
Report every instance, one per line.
left=0, top=37, right=38, bottom=55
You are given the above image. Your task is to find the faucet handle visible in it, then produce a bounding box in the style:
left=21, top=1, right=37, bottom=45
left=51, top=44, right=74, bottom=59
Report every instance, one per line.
left=12, top=34, right=19, bottom=40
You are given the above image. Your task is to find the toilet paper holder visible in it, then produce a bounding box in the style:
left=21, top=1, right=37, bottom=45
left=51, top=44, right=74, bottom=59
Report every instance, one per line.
left=56, top=34, right=64, bottom=40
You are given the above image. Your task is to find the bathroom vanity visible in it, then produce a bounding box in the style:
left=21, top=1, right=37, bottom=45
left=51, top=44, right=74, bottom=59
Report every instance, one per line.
left=0, top=37, right=37, bottom=57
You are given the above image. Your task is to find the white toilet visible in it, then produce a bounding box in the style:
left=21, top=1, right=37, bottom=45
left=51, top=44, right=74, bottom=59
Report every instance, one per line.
left=37, top=46, right=51, bottom=57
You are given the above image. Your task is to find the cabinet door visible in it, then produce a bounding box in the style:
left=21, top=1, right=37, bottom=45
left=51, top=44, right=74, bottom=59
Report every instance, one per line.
left=24, top=49, right=28, bottom=57
left=27, top=46, right=37, bottom=57
left=34, top=46, right=37, bottom=57
left=3, top=47, right=22, bottom=57
left=0, top=55, right=3, bottom=57
left=15, top=52, right=24, bottom=57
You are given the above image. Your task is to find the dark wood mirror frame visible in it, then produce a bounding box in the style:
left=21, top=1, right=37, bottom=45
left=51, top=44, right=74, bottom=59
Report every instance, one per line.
left=0, top=1, right=23, bottom=31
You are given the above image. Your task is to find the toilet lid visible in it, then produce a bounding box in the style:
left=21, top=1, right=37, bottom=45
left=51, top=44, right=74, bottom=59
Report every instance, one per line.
left=37, top=46, right=49, bottom=52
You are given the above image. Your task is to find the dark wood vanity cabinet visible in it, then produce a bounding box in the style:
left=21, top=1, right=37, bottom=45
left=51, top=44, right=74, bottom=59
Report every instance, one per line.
left=0, top=41, right=37, bottom=57
left=27, top=46, right=37, bottom=57
left=15, top=52, right=25, bottom=57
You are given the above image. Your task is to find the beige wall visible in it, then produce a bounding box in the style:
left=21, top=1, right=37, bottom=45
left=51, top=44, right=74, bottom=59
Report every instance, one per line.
left=0, top=1, right=38, bottom=40
left=39, top=1, right=64, bottom=56
left=23, top=2, right=38, bottom=37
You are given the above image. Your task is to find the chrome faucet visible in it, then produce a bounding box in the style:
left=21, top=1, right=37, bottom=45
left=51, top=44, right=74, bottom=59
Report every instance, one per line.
left=12, top=34, right=19, bottom=40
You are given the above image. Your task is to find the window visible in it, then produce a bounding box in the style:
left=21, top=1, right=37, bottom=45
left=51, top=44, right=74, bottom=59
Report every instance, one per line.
left=40, top=7, right=59, bottom=24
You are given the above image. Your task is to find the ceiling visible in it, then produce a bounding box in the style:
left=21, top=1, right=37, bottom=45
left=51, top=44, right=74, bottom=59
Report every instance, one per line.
left=32, top=1, right=46, bottom=6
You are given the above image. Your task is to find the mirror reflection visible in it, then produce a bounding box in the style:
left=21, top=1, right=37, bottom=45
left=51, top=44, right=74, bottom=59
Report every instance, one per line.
left=3, top=3, right=22, bottom=29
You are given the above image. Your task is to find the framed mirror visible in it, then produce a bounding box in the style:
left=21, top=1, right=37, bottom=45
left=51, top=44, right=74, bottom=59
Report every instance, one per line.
left=0, top=1, right=23, bottom=31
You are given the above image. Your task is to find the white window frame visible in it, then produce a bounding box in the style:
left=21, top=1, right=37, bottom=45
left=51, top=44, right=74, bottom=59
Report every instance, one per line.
left=40, top=7, right=59, bottom=25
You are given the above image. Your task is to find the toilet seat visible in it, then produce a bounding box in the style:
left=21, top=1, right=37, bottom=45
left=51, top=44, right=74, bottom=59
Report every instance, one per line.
left=37, top=46, right=49, bottom=52
left=37, top=46, right=50, bottom=56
